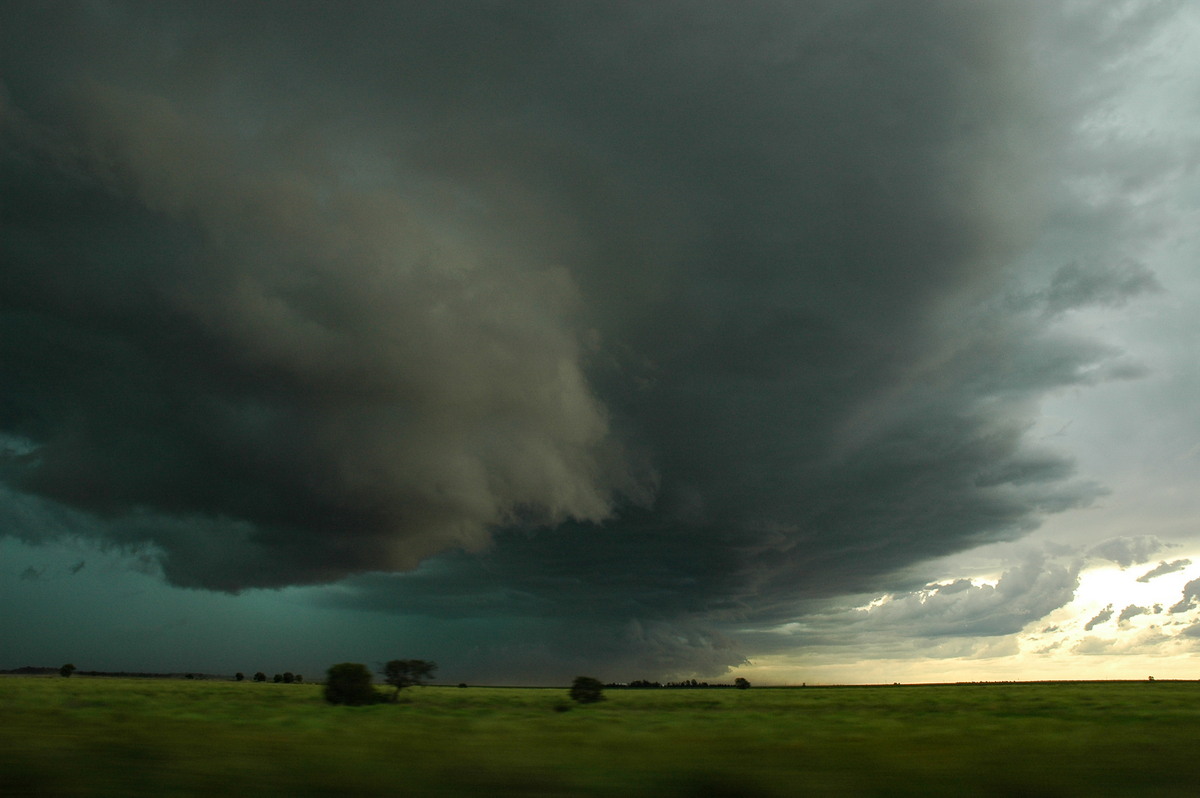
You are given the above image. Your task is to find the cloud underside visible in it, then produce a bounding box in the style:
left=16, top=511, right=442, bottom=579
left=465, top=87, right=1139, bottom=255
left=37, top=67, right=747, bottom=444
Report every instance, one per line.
left=0, top=1, right=1172, bottom=676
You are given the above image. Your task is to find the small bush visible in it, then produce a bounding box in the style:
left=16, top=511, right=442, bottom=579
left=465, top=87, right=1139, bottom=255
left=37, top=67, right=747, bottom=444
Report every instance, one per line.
left=569, top=676, right=605, bottom=704
left=253, top=672, right=266, bottom=682
left=324, top=663, right=382, bottom=706
left=59, top=664, right=76, bottom=678
left=235, top=672, right=245, bottom=682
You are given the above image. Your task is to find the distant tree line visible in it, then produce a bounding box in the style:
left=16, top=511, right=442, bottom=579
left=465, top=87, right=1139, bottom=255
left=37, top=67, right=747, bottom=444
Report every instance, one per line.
left=241, top=671, right=303, bottom=683
left=605, top=678, right=751, bottom=689
left=15, top=662, right=749, bottom=694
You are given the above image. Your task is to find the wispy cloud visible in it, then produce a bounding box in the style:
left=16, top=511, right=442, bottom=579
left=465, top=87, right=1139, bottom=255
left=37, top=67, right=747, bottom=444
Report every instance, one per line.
left=1137, top=560, right=1191, bottom=583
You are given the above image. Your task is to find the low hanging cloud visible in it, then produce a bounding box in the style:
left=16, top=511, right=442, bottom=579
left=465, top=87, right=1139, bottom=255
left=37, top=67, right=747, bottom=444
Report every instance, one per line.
left=1137, top=560, right=1192, bottom=583
left=0, top=1, right=1183, bottom=676
left=1168, top=579, right=1200, bottom=615
left=1087, top=537, right=1170, bottom=569
left=1084, top=605, right=1115, bottom=631
left=1117, top=605, right=1151, bottom=623
left=734, top=550, right=1083, bottom=662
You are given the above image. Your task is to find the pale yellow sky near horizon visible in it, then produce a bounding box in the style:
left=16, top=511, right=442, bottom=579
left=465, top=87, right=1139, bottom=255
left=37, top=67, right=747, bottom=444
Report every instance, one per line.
left=732, top=552, right=1200, bottom=686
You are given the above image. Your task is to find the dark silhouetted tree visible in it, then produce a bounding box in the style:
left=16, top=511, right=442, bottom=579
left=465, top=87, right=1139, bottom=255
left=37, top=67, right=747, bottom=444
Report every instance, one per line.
left=253, top=672, right=266, bottom=682
left=381, top=660, right=437, bottom=700
left=283, top=672, right=295, bottom=684
left=235, top=672, right=245, bottom=682
left=570, top=676, right=604, bottom=704
left=59, top=664, right=76, bottom=678
left=734, top=677, right=751, bottom=689
left=324, top=662, right=381, bottom=705
left=295, top=674, right=303, bottom=683
left=273, top=673, right=283, bottom=683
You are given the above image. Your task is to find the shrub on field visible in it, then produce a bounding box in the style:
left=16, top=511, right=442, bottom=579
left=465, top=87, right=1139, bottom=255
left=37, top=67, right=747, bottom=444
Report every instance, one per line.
left=59, top=664, right=76, bottom=678
left=253, top=672, right=267, bottom=682
left=735, top=678, right=751, bottom=689
left=273, top=673, right=283, bottom=683
left=569, top=676, right=604, bottom=704
left=324, top=662, right=382, bottom=705
left=283, top=672, right=295, bottom=684
left=235, top=672, right=245, bottom=681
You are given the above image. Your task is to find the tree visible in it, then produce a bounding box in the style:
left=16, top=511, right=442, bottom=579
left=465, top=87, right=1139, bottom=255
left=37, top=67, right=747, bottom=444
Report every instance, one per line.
left=381, top=659, right=437, bottom=700
left=283, top=672, right=295, bottom=684
left=734, top=677, right=751, bottom=690
left=235, top=672, right=245, bottom=682
left=273, top=673, right=283, bottom=683
left=569, top=676, right=604, bottom=704
left=59, top=663, right=76, bottom=678
left=253, top=672, right=267, bottom=682
left=324, top=662, right=381, bottom=706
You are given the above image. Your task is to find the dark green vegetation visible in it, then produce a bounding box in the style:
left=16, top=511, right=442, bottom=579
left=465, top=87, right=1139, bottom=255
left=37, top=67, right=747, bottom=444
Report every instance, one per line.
left=2, top=678, right=1199, bottom=796
left=569, top=676, right=605, bottom=704
left=322, top=663, right=379, bottom=706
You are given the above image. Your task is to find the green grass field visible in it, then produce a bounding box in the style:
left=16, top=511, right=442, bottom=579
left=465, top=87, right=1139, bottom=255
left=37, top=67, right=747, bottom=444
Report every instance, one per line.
left=1, top=676, right=1197, bottom=796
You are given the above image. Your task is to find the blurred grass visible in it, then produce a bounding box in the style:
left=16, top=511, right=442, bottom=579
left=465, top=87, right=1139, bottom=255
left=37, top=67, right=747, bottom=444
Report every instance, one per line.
left=2, top=677, right=1198, bottom=796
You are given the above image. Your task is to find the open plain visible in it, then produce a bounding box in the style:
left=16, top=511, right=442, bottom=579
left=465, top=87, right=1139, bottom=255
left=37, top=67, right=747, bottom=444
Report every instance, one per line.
left=1, top=676, right=1198, bottom=796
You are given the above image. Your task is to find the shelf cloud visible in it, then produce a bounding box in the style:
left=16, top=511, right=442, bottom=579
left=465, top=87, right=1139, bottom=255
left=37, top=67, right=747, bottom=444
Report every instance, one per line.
left=1, top=1, right=1187, bottom=678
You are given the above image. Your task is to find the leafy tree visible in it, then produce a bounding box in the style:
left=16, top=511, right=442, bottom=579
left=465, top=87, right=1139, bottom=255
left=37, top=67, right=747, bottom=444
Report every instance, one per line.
left=734, top=677, right=751, bottom=690
left=381, top=659, right=437, bottom=700
left=253, top=672, right=267, bottom=682
left=294, top=674, right=303, bottom=683
left=235, top=672, right=245, bottom=682
left=324, top=662, right=381, bottom=705
left=59, top=663, right=76, bottom=678
left=283, top=672, right=295, bottom=684
left=569, top=676, right=604, bottom=704
left=273, top=673, right=283, bottom=683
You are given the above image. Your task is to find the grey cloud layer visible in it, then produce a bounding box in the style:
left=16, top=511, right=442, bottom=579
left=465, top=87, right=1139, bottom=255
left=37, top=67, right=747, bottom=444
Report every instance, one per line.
left=0, top=1, right=1172, bottom=677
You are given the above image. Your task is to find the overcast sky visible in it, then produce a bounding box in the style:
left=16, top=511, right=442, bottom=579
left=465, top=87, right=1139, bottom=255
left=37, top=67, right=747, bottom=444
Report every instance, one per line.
left=3, top=0, right=1198, bottom=685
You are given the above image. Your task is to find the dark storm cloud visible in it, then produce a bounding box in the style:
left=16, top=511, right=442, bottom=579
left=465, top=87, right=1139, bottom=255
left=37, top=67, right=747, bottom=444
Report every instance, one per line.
left=19, top=566, right=43, bottom=582
left=1087, top=536, right=1169, bottom=568
left=1040, top=261, right=1162, bottom=318
left=0, top=1, right=1171, bottom=676
left=1136, top=559, right=1191, bottom=583
left=733, top=550, right=1081, bottom=659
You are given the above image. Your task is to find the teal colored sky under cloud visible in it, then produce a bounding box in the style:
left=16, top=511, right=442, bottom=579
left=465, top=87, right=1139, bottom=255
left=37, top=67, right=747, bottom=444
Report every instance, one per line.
left=3, top=1, right=1199, bottom=685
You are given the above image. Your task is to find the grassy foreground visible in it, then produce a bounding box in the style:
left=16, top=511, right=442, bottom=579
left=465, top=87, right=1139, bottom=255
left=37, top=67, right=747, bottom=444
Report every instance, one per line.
left=2, top=677, right=1198, bottom=796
